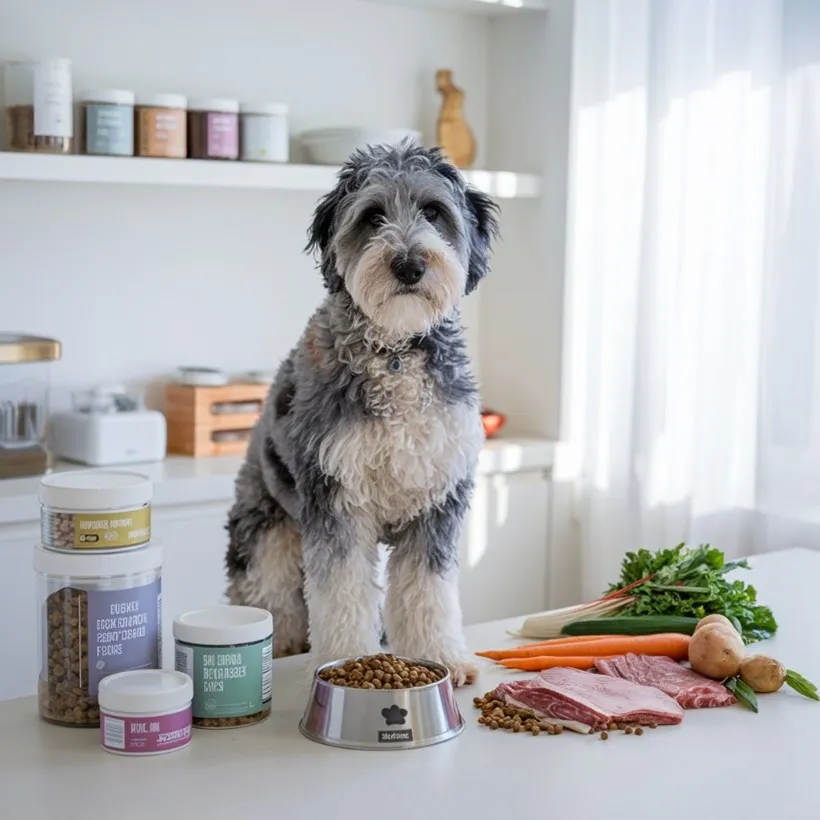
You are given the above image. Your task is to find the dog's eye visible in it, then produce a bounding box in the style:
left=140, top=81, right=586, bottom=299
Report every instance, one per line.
left=363, top=207, right=384, bottom=228
left=422, top=204, right=441, bottom=223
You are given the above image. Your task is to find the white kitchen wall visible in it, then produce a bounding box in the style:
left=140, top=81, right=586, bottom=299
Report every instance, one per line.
left=0, top=0, right=497, bottom=406
left=480, top=5, right=572, bottom=440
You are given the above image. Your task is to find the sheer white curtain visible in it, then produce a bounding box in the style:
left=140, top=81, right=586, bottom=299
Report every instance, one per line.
left=557, top=0, right=820, bottom=600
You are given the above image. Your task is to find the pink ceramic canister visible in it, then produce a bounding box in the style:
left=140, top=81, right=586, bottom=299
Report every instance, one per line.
left=187, top=98, right=239, bottom=160
left=98, top=670, right=193, bottom=756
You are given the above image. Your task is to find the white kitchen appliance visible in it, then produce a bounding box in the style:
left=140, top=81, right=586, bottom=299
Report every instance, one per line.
left=49, top=386, right=166, bottom=466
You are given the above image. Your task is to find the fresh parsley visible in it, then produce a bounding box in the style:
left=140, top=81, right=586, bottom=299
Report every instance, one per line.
left=605, top=543, right=778, bottom=644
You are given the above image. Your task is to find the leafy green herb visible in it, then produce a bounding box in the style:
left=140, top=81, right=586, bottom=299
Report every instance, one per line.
left=605, top=543, right=777, bottom=644
left=785, top=670, right=820, bottom=701
left=725, top=677, right=759, bottom=712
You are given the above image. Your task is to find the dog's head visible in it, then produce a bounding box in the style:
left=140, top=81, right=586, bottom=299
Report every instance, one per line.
left=306, top=140, right=500, bottom=338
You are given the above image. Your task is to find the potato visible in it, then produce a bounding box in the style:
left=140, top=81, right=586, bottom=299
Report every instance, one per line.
left=740, top=655, right=786, bottom=693
left=688, top=623, right=745, bottom=679
left=695, top=614, right=737, bottom=634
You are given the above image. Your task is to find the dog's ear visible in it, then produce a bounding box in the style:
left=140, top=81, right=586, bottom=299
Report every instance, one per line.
left=464, top=187, right=500, bottom=295
left=306, top=182, right=346, bottom=293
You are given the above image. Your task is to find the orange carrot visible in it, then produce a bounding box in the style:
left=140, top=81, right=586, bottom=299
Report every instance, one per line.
left=476, top=634, right=632, bottom=660
left=480, top=633, right=690, bottom=662
left=498, top=655, right=618, bottom=671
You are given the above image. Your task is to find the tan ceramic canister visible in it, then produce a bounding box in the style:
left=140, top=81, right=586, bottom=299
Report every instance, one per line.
left=135, top=93, right=187, bottom=158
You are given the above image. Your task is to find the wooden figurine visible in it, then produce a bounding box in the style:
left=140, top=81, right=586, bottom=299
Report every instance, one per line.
left=435, top=69, right=476, bottom=169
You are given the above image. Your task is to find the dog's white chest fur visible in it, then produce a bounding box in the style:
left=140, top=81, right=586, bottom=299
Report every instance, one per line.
left=318, top=352, right=483, bottom=526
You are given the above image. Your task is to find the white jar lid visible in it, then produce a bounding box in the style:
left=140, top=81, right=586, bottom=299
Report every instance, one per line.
left=240, top=102, right=289, bottom=116
left=175, top=366, right=229, bottom=386
left=39, top=469, right=153, bottom=510
left=80, top=90, right=135, bottom=106
left=99, top=670, right=193, bottom=715
left=174, top=605, right=273, bottom=646
left=136, top=93, right=187, bottom=110
left=188, top=98, right=239, bottom=114
left=241, top=370, right=276, bottom=384
left=33, top=541, right=163, bottom=577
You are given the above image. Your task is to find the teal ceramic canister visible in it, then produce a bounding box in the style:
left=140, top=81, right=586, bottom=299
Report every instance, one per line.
left=80, top=90, right=135, bottom=156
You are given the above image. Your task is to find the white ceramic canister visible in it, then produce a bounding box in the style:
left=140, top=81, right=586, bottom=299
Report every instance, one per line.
left=3, top=58, right=73, bottom=153
left=99, top=670, right=193, bottom=755
left=39, top=470, right=152, bottom=552
left=239, top=102, right=289, bottom=162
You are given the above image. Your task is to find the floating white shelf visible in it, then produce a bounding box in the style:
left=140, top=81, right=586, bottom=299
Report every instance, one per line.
left=0, top=153, right=541, bottom=199
left=366, top=0, right=549, bottom=14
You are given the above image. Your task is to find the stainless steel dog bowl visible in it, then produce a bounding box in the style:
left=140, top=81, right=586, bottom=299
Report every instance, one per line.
left=299, top=658, right=465, bottom=750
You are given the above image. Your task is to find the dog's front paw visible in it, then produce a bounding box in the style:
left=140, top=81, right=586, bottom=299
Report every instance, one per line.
left=441, top=656, right=479, bottom=688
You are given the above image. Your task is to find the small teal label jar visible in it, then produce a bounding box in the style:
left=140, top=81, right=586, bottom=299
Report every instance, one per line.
left=173, top=605, right=273, bottom=729
left=80, top=90, right=134, bottom=156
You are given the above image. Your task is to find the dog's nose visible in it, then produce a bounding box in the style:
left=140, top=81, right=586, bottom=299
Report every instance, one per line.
left=392, top=258, right=426, bottom=286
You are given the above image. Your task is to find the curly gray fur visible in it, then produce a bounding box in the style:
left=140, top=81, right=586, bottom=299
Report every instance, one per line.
left=225, top=141, right=499, bottom=675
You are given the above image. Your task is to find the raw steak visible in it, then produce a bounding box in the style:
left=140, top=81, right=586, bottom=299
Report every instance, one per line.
left=594, top=654, right=736, bottom=708
left=491, top=667, right=684, bottom=733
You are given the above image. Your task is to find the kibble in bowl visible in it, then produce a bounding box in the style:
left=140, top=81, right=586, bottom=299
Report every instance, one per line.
left=317, top=654, right=447, bottom=690
left=300, top=654, right=464, bottom=751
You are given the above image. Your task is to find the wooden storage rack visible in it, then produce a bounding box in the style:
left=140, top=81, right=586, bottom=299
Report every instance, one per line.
left=165, top=383, right=268, bottom=457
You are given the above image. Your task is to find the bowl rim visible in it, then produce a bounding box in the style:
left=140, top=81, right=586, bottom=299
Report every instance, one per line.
left=312, top=655, right=451, bottom=691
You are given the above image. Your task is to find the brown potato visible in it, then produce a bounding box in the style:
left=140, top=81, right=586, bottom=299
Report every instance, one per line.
left=695, top=614, right=737, bottom=634
left=740, top=655, right=786, bottom=693
left=688, top=623, right=745, bottom=679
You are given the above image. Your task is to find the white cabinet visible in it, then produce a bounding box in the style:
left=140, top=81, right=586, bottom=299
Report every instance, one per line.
left=152, top=503, right=233, bottom=670
left=0, top=446, right=551, bottom=701
left=459, top=469, right=550, bottom=625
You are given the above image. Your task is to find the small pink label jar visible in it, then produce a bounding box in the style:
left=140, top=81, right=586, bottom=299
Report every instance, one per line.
left=187, top=98, right=239, bottom=160
left=98, top=670, right=193, bottom=756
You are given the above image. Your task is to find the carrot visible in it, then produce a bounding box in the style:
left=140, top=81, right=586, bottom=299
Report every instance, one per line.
left=498, top=655, right=618, bottom=671
left=476, top=634, right=633, bottom=659
left=480, top=633, right=690, bottom=662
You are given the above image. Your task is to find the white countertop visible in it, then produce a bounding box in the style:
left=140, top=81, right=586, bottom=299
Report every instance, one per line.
left=0, top=548, right=816, bottom=820
left=0, top=435, right=554, bottom=528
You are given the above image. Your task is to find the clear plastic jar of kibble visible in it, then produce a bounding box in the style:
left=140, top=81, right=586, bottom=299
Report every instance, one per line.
left=39, top=470, right=152, bottom=552
left=35, top=543, right=163, bottom=727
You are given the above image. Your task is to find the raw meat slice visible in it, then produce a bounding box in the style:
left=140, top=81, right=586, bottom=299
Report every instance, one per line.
left=594, top=653, right=736, bottom=708
left=494, top=679, right=595, bottom=733
left=491, top=667, right=684, bottom=733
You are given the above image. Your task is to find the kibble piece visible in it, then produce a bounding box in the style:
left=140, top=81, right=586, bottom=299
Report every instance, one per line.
left=489, top=720, right=499, bottom=730
left=608, top=722, right=618, bottom=731
left=600, top=731, right=609, bottom=740
left=635, top=727, right=644, bottom=736
left=624, top=726, right=633, bottom=735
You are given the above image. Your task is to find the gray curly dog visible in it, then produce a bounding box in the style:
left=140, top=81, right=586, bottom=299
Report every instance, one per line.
left=225, top=140, right=499, bottom=686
